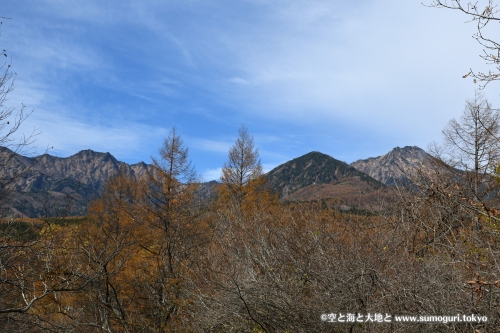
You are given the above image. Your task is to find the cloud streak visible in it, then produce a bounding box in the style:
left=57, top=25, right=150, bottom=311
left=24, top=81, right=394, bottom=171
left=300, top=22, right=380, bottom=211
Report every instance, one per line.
left=2, top=0, right=496, bottom=173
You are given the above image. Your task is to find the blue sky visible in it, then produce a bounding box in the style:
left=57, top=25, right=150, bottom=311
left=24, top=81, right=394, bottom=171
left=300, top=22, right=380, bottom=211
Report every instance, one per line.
left=2, top=0, right=499, bottom=180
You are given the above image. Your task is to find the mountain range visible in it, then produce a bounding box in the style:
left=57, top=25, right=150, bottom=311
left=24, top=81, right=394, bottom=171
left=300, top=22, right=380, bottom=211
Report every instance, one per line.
left=0, top=148, right=152, bottom=217
left=0, top=146, right=432, bottom=217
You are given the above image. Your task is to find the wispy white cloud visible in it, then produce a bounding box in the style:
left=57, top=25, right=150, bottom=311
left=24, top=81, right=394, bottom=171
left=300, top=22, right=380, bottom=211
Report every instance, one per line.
left=15, top=106, right=167, bottom=163
left=2, top=0, right=496, bottom=172
left=201, top=167, right=222, bottom=182
left=192, top=139, right=232, bottom=154
left=228, top=77, right=250, bottom=85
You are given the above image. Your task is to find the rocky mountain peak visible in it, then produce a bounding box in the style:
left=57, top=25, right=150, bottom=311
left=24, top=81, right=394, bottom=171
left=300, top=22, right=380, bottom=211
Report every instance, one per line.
left=71, top=150, right=115, bottom=163
left=266, top=151, right=383, bottom=199
left=350, top=146, right=431, bottom=185
left=3, top=148, right=152, bottom=217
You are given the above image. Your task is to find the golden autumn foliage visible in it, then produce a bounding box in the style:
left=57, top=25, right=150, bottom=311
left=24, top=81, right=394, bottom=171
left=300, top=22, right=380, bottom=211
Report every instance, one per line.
left=5, top=126, right=500, bottom=332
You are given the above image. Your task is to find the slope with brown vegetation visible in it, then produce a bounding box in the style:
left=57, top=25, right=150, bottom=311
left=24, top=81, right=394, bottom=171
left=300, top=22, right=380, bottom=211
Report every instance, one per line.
left=265, top=151, right=390, bottom=210
left=3, top=122, right=500, bottom=332
left=2, top=166, right=500, bottom=332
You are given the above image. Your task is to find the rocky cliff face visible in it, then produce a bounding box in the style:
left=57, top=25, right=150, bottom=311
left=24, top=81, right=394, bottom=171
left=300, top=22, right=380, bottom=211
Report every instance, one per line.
left=0, top=148, right=152, bottom=217
left=350, top=146, right=432, bottom=185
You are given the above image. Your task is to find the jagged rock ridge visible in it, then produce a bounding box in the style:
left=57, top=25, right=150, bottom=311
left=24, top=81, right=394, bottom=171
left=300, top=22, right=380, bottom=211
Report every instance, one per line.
left=1, top=147, right=153, bottom=217
left=350, top=146, right=432, bottom=185
left=2, top=146, right=431, bottom=217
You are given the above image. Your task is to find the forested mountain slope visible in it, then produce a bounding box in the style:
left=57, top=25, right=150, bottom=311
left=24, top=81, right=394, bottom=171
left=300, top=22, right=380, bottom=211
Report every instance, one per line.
left=265, top=151, right=389, bottom=208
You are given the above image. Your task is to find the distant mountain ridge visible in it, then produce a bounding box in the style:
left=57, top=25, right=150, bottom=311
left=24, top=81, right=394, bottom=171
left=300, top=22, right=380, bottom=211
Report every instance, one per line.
left=19, top=150, right=149, bottom=189
left=1, top=147, right=152, bottom=217
left=1, top=145, right=432, bottom=217
left=350, top=146, right=432, bottom=185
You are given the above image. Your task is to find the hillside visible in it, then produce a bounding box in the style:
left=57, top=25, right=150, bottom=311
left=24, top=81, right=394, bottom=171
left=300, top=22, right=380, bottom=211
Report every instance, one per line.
left=266, top=151, right=389, bottom=208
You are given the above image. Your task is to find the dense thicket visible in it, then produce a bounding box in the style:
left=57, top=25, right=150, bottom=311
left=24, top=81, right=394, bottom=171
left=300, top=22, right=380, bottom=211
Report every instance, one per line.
left=2, top=122, right=500, bottom=333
